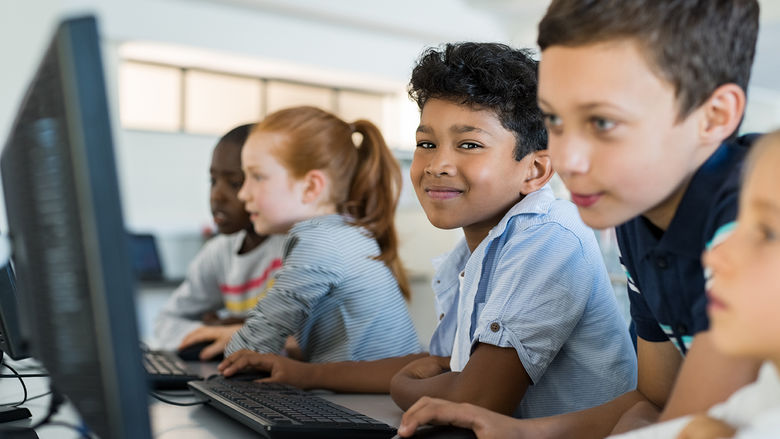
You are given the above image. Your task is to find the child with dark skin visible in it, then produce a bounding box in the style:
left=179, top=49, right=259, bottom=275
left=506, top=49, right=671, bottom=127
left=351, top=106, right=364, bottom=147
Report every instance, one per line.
left=154, top=124, right=288, bottom=359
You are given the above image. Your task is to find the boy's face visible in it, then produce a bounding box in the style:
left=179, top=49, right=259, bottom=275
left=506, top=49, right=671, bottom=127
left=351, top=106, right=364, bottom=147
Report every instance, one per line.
left=410, top=98, right=529, bottom=247
left=538, top=40, right=703, bottom=230
left=210, top=140, right=252, bottom=235
left=238, top=131, right=311, bottom=235
left=704, top=145, right=780, bottom=360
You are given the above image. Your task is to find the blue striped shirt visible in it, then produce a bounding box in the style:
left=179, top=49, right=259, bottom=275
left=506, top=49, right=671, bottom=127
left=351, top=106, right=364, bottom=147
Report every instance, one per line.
left=429, top=186, right=637, bottom=418
left=226, top=214, right=422, bottom=362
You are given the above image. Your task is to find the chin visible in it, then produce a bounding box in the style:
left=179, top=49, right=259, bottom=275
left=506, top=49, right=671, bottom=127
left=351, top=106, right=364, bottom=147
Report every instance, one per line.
left=710, top=326, right=744, bottom=357
left=424, top=214, right=462, bottom=231
left=578, top=207, right=637, bottom=231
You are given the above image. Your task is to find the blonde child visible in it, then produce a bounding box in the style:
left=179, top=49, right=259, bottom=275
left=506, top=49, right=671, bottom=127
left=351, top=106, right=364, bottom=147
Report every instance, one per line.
left=188, top=106, right=421, bottom=363
left=605, top=131, right=780, bottom=438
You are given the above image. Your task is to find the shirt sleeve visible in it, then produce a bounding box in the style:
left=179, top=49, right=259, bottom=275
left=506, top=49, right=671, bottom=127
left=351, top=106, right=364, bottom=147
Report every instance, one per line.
left=153, top=237, right=226, bottom=349
left=626, top=272, right=669, bottom=343
left=472, top=221, right=594, bottom=383
left=225, top=232, right=345, bottom=356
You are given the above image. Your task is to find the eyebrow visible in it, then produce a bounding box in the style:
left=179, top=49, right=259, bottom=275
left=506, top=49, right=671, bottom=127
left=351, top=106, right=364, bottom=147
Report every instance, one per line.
left=416, top=124, right=492, bottom=136
left=752, top=198, right=780, bottom=215
left=210, top=169, right=243, bottom=176
left=537, top=97, right=627, bottom=113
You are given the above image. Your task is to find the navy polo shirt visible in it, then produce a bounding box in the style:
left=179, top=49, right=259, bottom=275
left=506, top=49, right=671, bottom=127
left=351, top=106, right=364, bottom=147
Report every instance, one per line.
left=616, top=134, right=757, bottom=355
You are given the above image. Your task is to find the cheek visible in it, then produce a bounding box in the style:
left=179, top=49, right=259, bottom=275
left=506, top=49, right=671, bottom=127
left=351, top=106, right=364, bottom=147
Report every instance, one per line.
left=409, top=161, right=424, bottom=183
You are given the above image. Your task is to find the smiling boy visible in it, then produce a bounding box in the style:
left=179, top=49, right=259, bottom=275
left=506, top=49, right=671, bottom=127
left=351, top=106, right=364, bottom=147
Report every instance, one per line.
left=389, top=41, right=636, bottom=418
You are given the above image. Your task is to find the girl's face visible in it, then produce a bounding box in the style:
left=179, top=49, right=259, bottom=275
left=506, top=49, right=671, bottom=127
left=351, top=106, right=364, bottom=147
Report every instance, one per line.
left=704, top=143, right=780, bottom=361
left=238, top=130, right=312, bottom=235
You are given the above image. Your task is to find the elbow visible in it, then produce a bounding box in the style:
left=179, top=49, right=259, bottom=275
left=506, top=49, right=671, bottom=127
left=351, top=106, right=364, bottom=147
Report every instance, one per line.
left=389, top=372, right=416, bottom=410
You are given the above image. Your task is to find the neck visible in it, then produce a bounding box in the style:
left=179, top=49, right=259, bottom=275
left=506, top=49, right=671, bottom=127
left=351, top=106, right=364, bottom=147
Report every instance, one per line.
left=239, top=228, right=267, bottom=254
left=642, top=172, right=695, bottom=231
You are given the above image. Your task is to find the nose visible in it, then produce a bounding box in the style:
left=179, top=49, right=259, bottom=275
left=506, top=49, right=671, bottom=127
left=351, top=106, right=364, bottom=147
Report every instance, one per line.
left=237, top=179, right=249, bottom=203
left=424, top=148, right=456, bottom=177
left=210, top=181, right=227, bottom=205
left=702, top=223, right=739, bottom=276
left=550, top=133, right=590, bottom=178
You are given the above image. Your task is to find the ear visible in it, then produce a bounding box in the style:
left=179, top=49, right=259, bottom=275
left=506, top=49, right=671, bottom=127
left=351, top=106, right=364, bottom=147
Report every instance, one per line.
left=518, top=151, right=554, bottom=195
left=698, top=83, right=746, bottom=144
left=300, top=169, right=329, bottom=204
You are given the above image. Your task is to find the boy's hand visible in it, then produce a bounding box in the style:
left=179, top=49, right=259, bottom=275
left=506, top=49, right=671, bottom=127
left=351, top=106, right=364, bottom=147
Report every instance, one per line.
left=397, top=355, right=451, bottom=380
left=179, top=324, right=242, bottom=360
left=676, top=415, right=736, bottom=439
left=218, top=350, right=314, bottom=388
left=397, top=396, right=533, bottom=438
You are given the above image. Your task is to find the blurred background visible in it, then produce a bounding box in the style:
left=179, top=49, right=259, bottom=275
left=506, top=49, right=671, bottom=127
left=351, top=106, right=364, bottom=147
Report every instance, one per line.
left=2, top=0, right=779, bottom=346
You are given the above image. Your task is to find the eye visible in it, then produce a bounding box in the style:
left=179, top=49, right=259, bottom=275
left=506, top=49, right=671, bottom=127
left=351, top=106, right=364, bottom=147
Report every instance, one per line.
left=759, top=223, right=777, bottom=242
left=542, top=112, right=561, bottom=128
left=459, top=142, right=482, bottom=150
left=590, top=116, right=617, bottom=132
left=230, top=180, right=243, bottom=190
left=416, top=141, right=435, bottom=149
left=209, top=177, right=216, bottom=187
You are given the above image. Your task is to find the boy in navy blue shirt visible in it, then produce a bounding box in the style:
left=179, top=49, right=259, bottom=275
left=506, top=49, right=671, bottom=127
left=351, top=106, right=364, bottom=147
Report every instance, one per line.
left=398, top=1, right=763, bottom=437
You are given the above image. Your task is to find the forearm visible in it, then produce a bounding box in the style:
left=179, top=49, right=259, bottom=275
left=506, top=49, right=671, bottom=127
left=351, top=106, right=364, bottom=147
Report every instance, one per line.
left=391, top=371, right=462, bottom=411
left=304, top=353, right=427, bottom=393
left=659, top=355, right=760, bottom=421
left=530, top=390, right=648, bottom=439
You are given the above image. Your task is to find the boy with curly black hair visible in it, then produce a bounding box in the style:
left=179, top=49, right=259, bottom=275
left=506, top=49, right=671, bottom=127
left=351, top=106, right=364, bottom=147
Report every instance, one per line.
left=219, top=42, right=637, bottom=418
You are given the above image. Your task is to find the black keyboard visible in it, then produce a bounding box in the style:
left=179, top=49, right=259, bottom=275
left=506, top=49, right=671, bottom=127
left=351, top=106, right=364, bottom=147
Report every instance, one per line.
left=188, top=376, right=397, bottom=438
left=143, top=349, right=201, bottom=390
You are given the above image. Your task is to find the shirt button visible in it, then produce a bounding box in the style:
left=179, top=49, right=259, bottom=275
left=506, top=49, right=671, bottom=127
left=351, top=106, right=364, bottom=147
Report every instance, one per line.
left=490, top=322, right=500, bottom=332
left=439, top=313, right=445, bottom=321
left=436, top=280, right=441, bottom=284
left=656, top=256, right=668, bottom=269
left=459, top=271, right=465, bottom=278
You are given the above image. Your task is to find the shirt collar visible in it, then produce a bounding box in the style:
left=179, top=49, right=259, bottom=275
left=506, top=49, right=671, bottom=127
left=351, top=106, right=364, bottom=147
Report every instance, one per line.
left=485, top=184, right=554, bottom=242
left=431, top=184, right=555, bottom=289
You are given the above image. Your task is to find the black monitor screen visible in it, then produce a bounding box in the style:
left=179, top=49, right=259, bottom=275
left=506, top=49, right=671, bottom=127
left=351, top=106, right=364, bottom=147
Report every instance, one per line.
left=0, top=15, right=151, bottom=438
left=0, top=262, right=29, bottom=361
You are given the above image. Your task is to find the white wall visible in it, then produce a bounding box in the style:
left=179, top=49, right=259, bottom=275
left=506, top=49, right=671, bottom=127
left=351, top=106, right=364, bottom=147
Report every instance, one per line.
left=0, top=0, right=494, bottom=289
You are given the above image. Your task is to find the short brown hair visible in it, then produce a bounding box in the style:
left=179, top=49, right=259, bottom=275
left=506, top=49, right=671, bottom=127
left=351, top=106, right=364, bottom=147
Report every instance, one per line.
left=538, top=0, right=759, bottom=121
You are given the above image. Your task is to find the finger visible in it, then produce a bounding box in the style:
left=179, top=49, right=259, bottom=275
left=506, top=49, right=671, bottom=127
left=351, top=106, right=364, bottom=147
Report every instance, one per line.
left=179, top=328, right=214, bottom=349
left=399, top=399, right=475, bottom=437
left=398, top=397, right=436, bottom=436
left=200, top=341, right=225, bottom=361
left=221, top=352, right=257, bottom=376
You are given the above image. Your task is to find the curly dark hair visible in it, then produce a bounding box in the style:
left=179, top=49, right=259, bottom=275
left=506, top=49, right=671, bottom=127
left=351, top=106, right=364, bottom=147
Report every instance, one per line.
left=408, top=42, right=547, bottom=161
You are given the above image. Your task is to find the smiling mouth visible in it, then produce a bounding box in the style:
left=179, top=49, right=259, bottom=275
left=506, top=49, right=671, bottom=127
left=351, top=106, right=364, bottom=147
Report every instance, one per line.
left=425, top=188, right=463, bottom=200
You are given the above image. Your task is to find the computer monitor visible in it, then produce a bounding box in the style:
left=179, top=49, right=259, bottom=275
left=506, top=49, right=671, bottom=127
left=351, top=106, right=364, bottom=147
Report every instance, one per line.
left=0, top=15, right=151, bottom=438
left=0, top=261, right=30, bottom=361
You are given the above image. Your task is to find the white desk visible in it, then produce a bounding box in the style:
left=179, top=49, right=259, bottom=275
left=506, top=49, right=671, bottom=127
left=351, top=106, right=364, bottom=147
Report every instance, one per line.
left=1, top=358, right=403, bottom=438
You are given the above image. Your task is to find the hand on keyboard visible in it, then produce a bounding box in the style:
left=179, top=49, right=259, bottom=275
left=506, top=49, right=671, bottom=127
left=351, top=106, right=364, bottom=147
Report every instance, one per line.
left=219, top=350, right=312, bottom=389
